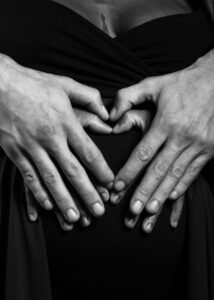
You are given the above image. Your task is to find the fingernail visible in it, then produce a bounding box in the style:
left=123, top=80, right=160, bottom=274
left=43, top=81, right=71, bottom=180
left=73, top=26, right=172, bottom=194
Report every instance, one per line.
left=63, top=222, right=74, bottom=231
left=29, top=212, right=37, bottom=221
left=110, top=107, right=117, bottom=119
left=114, top=180, right=126, bottom=191
left=125, top=218, right=135, bottom=229
left=67, top=208, right=79, bottom=222
left=171, top=220, right=178, bottom=228
left=101, top=190, right=109, bottom=202
left=44, top=200, right=53, bottom=210
left=132, top=200, right=143, bottom=214
left=107, top=181, right=114, bottom=190
left=102, top=105, right=109, bottom=120
left=170, top=190, right=178, bottom=200
left=81, top=216, right=91, bottom=227
left=92, top=202, right=105, bottom=216
left=144, top=222, right=153, bottom=233
left=147, top=200, right=160, bottom=213
left=110, top=193, right=120, bottom=204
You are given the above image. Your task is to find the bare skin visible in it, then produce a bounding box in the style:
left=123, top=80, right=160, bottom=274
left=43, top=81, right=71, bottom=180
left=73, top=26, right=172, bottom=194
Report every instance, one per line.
left=1, top=0, right=210, bottom=232
left=0, top=54, right=114, bottom=225
left=43, top=0, right=192, bottom=230
left=110, top=50, right=214, bottom=232
left=52, top=0, right=192, bottom=38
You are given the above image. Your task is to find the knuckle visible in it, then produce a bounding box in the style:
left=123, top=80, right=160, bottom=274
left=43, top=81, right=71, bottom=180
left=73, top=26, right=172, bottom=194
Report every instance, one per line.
left=65, top=162, right=81, bottom=181
left=119, top=168, right=134, bottom=182
left=3, top=139, right=21, bottom=160
left=92, top=89, right=101, bottom=102
left=23, top=170, right=36, bottom=183
left=153, top=162, right=168, bottom=177
left=188, top=164, right=200, bottom=176
left=136, top=188, right=150, bottom=200
left=173, top=205, right=182, bottom=216
left=172, top=212, right=180, bottom=220
left=37, top=124, right=56, bottom=140
left=161, top=189, right=169, bottom=199
left=7, top=147, right=21, bottom=161
left=169, top=165, right=185, bottom=178
left=55, top=197, right=69, bottom=208
left=176, top=128, right=201, bottom=145
left=48, top=145, right=62, bottom=158
left=135, top=145, right=152, bottom=162
left=34, top=190, right=47, bottom=202
left=81, top=190, right=95, bottom=203
left=84, top=146, right=101, bottom=164
left=178, top=181, right=188, bottom=192
left=42, top=171, right=56, bottom=186
left=116, top=88, right=126, bottom=100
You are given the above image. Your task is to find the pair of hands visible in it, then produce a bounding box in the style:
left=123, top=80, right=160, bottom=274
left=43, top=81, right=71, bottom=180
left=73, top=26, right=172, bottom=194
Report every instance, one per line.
left=1, top=51, right=214, bottom=232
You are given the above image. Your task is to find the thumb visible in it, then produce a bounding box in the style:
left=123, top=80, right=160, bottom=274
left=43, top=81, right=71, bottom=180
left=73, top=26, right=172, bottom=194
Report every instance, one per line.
left=112, top=110, right=152, bottom=134
left=74, top=109, right=112, bottom=134
left=56, top=76, right=109, bottom=121
left=110, top=76, right=164, bottom=121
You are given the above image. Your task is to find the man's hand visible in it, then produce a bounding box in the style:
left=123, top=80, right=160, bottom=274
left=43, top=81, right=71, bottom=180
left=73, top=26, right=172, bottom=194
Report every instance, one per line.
left=109, top=50, right=214, bottom=230
left=111, top=109, right=185, bottom=232
left=0, top=54, right=114, bottom=225
left=25, top=108, right=112, bottom=230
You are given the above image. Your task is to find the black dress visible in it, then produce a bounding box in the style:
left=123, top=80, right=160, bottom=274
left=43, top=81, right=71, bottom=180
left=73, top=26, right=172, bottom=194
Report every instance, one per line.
left=0, top=1, right=214, bottom=299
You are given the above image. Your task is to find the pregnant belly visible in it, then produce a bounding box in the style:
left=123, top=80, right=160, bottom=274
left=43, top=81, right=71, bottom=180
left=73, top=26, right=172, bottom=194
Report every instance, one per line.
left=40, top=9, right=214, bottom=294
left=42, top=95, right=187, bottom=293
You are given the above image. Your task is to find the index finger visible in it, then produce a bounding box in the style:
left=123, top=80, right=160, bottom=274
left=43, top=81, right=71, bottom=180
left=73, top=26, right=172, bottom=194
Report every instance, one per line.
left=56, top=76, right=109, bottom=120
left=113, top=122, right=166, bottom=192
left=66, top=111, right=114, bottom=187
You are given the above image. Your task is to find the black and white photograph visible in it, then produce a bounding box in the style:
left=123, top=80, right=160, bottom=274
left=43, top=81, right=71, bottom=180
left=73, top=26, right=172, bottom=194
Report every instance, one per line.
left=0, top=0, right=214, bottom=299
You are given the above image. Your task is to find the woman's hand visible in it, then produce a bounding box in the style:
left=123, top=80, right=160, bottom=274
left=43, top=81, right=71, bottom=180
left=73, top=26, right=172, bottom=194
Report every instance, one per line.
left=0, top=54, right=114, bottom=224
left=111, top=109, right=185, bottom=232
left=25, top=108, right=112, bottom=230
left=109, top=50, right=214, bottom=229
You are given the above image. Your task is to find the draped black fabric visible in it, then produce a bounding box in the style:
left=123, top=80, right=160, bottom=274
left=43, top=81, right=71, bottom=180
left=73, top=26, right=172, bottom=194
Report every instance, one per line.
left=0, top=1, right=214, bottom=299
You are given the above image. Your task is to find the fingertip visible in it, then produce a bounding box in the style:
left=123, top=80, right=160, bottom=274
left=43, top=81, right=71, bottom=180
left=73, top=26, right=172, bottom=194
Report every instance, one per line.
left=62, top=222, right=74, bottom=231
left=106, top=173, right=115, bottom=188
left=91, top=202, right=105, bottom=217
left=107, top=181, right=114, bottom=190
left=131, top=200, right=143, bottom=215
left=67, top=208, right=80, bottom=223
left=102, top=125, right=113, bottom=134
left=44, top=200, right=54, bottom=210
left=112, top=123, right=121, bottom=134
left=80, top=216, right=91, bottom=227
left=109, top=106, right=123, bottom=122
left=169, top=190, right=178, bottom=200
left=90, top=122, right=112, bottom=134
left=114, top=180, right=126, bottom=192
left=100, top=190, right=110, bottom=202
left=29, top=211, right=38, bottom=222
left=109, top=107, right=117, bottom=120
left=170, top=219, right=178, bottom=228
left=124, top=217, right=136, bottom=229
left=110, top=192, right=121, bottom=205
left=101, top=105, right=109, bottom=120
left=146, top=200, right=160, bottom=214
left=142, top=221, right=153, bottom=233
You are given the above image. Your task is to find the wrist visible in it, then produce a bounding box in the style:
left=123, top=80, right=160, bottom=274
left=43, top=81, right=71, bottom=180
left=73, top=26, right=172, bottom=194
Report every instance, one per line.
left=0, top=54, right=23, bottom=86
left=193, top=49, right=214, bottom=70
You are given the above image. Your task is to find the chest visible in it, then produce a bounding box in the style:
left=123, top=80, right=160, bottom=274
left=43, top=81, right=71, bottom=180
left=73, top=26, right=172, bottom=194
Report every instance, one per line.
left=51, top=0, right=193, bottom=37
